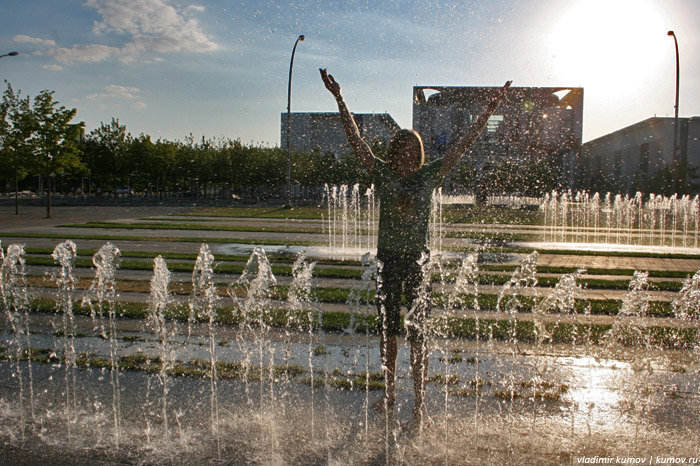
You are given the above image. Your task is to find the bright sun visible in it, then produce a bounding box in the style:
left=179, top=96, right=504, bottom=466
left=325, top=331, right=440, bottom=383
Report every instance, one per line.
left=549, top=0, right=668, bottom=98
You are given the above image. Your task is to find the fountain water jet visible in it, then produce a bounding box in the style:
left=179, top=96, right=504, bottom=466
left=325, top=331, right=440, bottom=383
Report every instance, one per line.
left=51, top=240, right=79, bottom=442
left=0, top=229, right=699, bottom=463
left=189, top=244, right=221, bottom=459
left=542, top=190, right=700, bottom=251
left=82, top=241, right=122, bottom=447
left=0, top=242, right=34, bottom=438
left=146, top=255, right=173, bottom=454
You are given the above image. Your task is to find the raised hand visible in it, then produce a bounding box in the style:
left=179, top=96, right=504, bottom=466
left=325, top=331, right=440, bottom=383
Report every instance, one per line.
left=320, top=68, right=342, bottom=99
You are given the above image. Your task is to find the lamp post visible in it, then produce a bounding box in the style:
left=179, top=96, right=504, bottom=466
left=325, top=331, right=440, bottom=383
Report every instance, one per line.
left=0, top=51, right=19, bottom=59
left=668, top=31, right=680, bottom=192
left=286, top=34, right=304, bottom=208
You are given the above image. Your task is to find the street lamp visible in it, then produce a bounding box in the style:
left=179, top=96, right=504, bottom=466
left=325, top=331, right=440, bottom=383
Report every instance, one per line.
left=0, top=51, right=19, bottom=59
left=286, top=34, right=304, bottom=208
left=668, top=30, right=680, bottom=191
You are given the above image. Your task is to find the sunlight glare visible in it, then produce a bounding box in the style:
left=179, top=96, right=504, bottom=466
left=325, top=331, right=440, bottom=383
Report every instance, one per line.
left=549, top=0, right=668, bottom=98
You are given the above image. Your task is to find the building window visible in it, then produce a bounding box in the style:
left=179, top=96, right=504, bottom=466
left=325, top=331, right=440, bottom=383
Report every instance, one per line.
left=487, top=115, right=504, bottom=133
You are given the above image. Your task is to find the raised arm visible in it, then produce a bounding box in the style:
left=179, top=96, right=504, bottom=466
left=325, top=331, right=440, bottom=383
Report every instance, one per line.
left=440, top=81, right=512, bottom=177
left=320, top=68, right=375, bottom=174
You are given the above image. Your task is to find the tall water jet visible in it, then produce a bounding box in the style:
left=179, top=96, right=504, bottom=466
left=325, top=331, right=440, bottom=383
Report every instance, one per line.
left=236, top=246, right=277, bottom=393
left=431, top=252, right=459, bottom=462
left=51, top=240, right=78, bottom=442
left=0, top=242, right=34, bottom=438
left=497, top=251, right=539, bottom=316
left=324, top=183, right=451, bottom=256
left=673, top=269, right=700, bottom=368
left=146, top=255, right=173, bottom=453
left=673, top=270, right=700, bottom=322
left=496, top=251, right=538, bottom=426
left=283, top=251, right=316, bottom=416
left=324, top=183, right=378, bottom=253
left=291, top=251, right=332, bottom=462
left=233, top=247, right=284, bottom=460
left=534, top=268, right=588, bottom=346
left=284, top=251, right=316, bottom=390
left=430, top=187, right=444, bottom=254
left=82, top=241, right=122, bottom=446
left=346, top=252, right=379, bottom=440
left=542, top=190, right=700, bottom=249
left=286, top=251, right=316, bottom=378
left=449, top=253, right=482, bottom=422
left=189, top=244, right=221, bottom=458
left=231, top=247, right=275, bottom=406
left=608, top=271, right=658, bottom=439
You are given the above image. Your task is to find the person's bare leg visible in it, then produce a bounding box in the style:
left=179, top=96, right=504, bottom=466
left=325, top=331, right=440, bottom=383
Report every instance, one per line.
left=410, top=337, right=429, bottom=427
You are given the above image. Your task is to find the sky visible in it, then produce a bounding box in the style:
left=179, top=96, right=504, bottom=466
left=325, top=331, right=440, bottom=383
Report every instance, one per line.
left=0, top=0, right=698, bottom=146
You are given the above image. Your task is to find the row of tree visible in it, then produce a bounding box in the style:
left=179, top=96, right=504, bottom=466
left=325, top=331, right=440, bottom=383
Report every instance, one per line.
left=13, top=82, right=669, bottom=216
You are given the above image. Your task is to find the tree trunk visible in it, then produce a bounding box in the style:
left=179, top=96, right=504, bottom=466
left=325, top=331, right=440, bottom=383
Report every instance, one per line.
left=46, top=174, right=52, bottom=219
left=14, top=167, right=19, bottom=215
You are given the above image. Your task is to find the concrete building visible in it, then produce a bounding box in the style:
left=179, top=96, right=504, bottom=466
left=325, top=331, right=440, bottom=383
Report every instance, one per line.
left=281, top=112, right=400, bottom=157
left=580, top=117, right=700, bottom=193
left=412, top=86, right=584, bottom=185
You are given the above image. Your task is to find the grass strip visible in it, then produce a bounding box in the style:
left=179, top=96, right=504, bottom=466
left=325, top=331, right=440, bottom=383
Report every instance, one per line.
left=59, top=221, right=327, bottom=235
left=0, top=232, right=318, bottom=247
left=23, top=297, right=696, bottom=349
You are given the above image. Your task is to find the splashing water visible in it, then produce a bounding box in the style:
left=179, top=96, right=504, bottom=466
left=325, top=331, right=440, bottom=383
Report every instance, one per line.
left=2, top=239, right=700, bottom=462
left=235, top=250, right=276, bottom=390
left=147, top=255, right=173, bottom=454
left=673, top=270, right=700, bottom=360
left=542, top=190, right=700, bottom=250
left=324, top=184, right=445, bottom=255
left=189, top=244, right=221, bottom=458
left=496, top=251, right=539, bottom=425
left=0, top=242, right=34, bottom=438
left=533, top=268, right=587, bottom=345
left=284, top=252, right=316, bottom=407
left=51, top=240, right=79, bottom=442
left=496, top=251, right=539, bottom=316
left=673, top=270, right=700, bottom=321
left=288, top=251, right=316, bottom=312
left=606, top=271, right=652, bottom=351
left=82, top=242, right=122, bottom=447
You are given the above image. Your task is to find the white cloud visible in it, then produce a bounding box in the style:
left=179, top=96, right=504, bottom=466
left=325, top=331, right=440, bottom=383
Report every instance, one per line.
left=185, top=4, right=206, bottom=13
left=86, top=84, right=147, bottom=109
left=87, top=0, right=218, bottom=53
left=42, top=64, right=64, bottom=71
left=13, top=34, right=56, bottom=47
left=45, top=44, right=120, bottom=63
left=87, top=84, right=141, bottom=100
left=41, top=0, right=218, bottom=66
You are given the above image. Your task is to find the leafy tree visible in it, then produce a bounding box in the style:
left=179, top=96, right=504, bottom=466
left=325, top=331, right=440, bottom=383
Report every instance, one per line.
left=0, top=82, right=34, bottom=214
left=31, top=89, right=84, bottom=218
left=81, top=118, right=128, bottom=192
left=518, top=156, right=560, bottom=196
left=646, top=161, right=699, bottom=196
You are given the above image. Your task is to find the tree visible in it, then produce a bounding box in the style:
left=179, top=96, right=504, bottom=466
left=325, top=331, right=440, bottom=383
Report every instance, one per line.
left=518, top=156, right=560, bottom=197
left=82, top=118, right=128, bottom=192
left=646, top=161, right=699, bottom=196
left=0, top=82, right=35, bottom=214
left=31, top=90, right=84, bottom=218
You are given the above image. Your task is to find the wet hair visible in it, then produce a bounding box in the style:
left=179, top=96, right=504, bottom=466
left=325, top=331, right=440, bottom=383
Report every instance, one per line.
left=387, top=129, right=425, bottom=170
